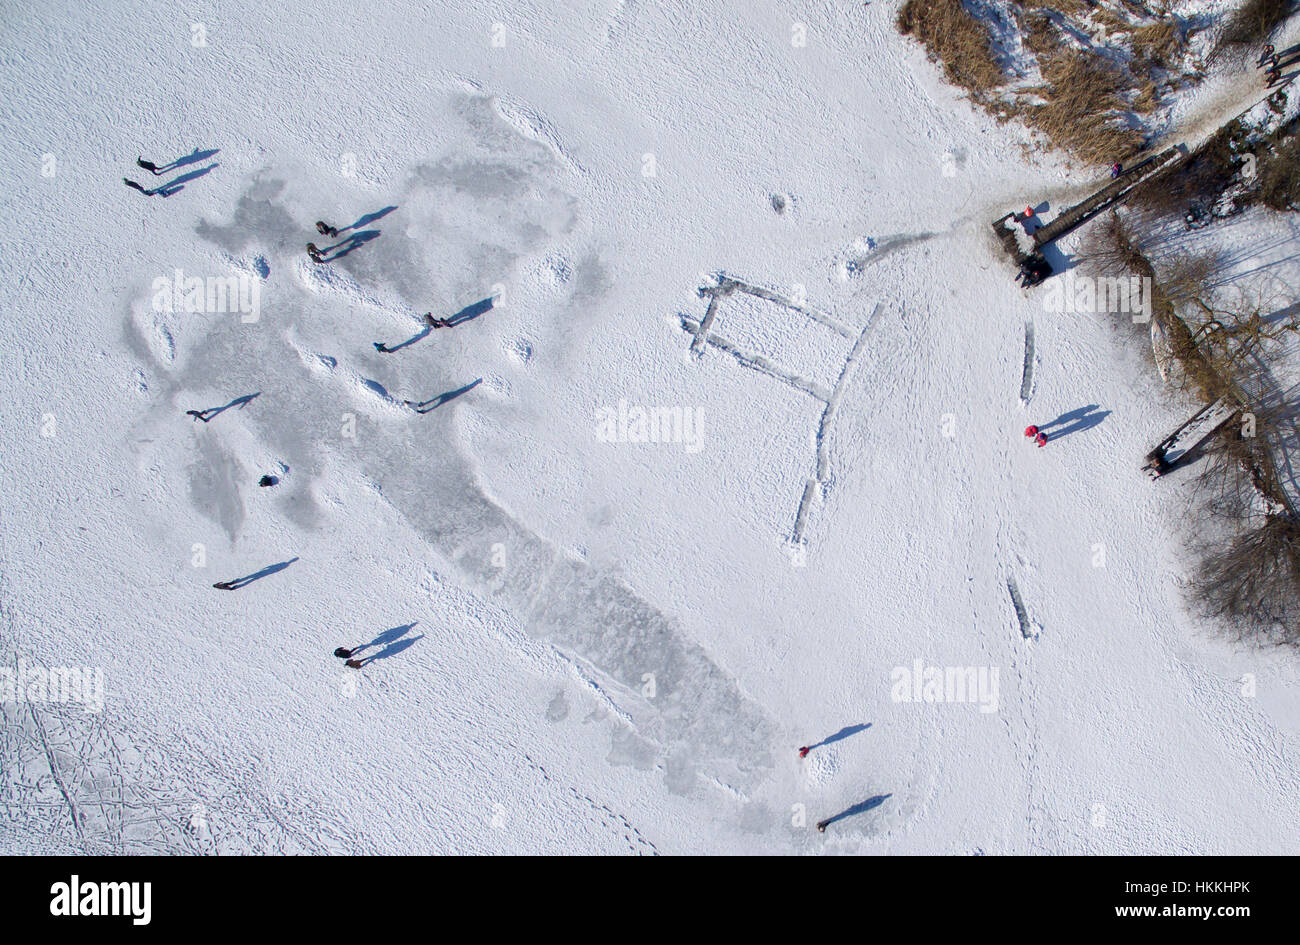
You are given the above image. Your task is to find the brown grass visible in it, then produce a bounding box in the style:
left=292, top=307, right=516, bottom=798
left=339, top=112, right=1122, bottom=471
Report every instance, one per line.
left=1215, top=0, right=1297, bottom=55
left=1023, top=10, right=1060, bottom=57
left=1132, top=20, right=1186, bottom=71
left=1258, top=134, right=1300, bottom=211
left=900, top=1, right=1198, bottom=165
left=1018, top=50, right=1145, bottom=164
left=897, top=0, right=1006, bottom=97
left=1011, top=0, right=1088, bottom=13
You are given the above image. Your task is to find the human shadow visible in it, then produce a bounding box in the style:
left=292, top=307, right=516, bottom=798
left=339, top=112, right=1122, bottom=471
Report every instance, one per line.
left=363, top=634, right=424, bottom=665
left=444, top=296, right=494, bottom=327
left=817, top=793, right=892, bottom=832
left=1268, top=69, right=1299, bottom=89
left=162, top=148, right=221, bottom=172
left=352, top=622, right=418, bottom=654
left=154, top=163, right=219, bottom=197
left=186, top=391, right=260, bottom=423
left=321, top=229, right=381, bottom=260
left=344, top=206, right=398, bottom=232
left=1039, top=404, right=1110, bottom=441
left=374, top=325, right=431, bottom=354
left=350, top=622, right=423, bottom=666
left=405, top=378, right=482, bottom=414
left=807, top=723, right=872, bottom=751
left=213, top=556, right=298, bottom=590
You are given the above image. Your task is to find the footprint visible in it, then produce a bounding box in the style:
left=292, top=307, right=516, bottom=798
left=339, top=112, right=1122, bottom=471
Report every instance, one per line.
left=507, top=338, right=534, bottom=364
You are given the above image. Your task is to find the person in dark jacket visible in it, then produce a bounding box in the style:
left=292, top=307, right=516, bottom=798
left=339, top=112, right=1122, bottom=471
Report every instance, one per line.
left=315, top=221, right=339, bottom=238
left=306, top=243, right=325, bottom=263
left=137, top=157, right=162, bottom=174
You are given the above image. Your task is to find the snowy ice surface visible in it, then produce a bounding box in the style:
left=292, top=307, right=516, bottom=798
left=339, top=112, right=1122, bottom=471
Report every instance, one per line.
left=1, top=1, right=1299, bottom=855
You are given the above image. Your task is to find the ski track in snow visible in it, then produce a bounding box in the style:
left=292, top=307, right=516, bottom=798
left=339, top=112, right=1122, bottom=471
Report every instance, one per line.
left=1019, top=320, right=1036, bottom=406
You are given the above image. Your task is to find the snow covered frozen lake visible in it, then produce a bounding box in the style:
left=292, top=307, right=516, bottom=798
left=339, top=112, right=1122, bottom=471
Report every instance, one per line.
left=2, top=0, right=1299, bottom=856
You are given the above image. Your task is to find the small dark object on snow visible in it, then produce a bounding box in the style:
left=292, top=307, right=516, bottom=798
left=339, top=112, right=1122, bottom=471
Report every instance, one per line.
left=816, top=820, right=829, bottom=833
left=1017, top=254, right=1052, bottom=287
left=123, top=178, right=151, bottom=195
left=213, top=581, right=236, bottom=590
left=1110, top=162, right=1123, bottom=180
left=373, top=342, right=391, bottom=353
left=137, top=157, right=161, bottom=175
left=423, top=313, right=452, bottom=328
left=306, top=242, right=324, bottom=263
left=334, top=647, right=355, bottom=658
left=1259, top=45, right=1275, bottom=68
left=345, top=658, right=365, bottom=669
left=186, top=409, right=214, bottom=422
left=315, top=220, right=339, bottom=238
left=798, top=746, right=810, bottom=758
left=1144, top=451, right=1171, bottom=479
left=259, top=475, right=278, bottom=487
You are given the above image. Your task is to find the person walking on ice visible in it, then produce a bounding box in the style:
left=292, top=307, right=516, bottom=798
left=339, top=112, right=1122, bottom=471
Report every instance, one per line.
left=306, top=242, right=325, bottom=264
left=315, top=220, right=339, bottom=238
left=334, top=646, right=369, bottom=667
left=1024, top=425, right=1048, bottom=448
